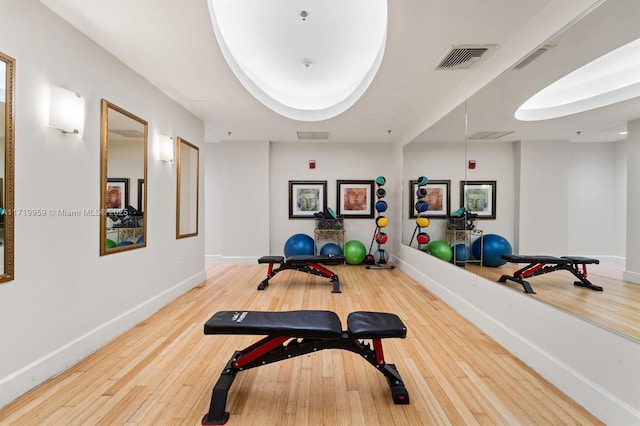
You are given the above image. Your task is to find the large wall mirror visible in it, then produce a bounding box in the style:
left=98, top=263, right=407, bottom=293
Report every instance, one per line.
left=176, top=137, right=199, bottom=238
left=0, top=51, right=15, bottom=282
left=402, top=0, right=639, bottom=340
left=100, top=100, right=147, bottom=255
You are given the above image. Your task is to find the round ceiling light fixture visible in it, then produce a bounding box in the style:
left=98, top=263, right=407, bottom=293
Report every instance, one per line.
left=515, top=37, right=640, bottom=121
left=208, top=0, right=388, bottom=121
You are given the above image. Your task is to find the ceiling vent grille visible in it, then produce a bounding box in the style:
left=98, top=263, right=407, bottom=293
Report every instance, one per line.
left=467, top=130, right=514, bottom=140
left=436, top=45, right=496, bottom=70
left=297, top=131, right=331, bottom=140
left=513, top=44, right=555, bottom=70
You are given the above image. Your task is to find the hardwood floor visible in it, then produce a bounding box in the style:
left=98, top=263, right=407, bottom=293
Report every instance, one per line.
left=0, top=263, right=604, bottom=425
left=466, top=260, right=640, bottom=341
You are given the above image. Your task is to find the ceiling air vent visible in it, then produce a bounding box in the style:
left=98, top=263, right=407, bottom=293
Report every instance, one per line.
left=467, top=130, right=514, bottom=140
left=435, top=45, right=496, bottom=70
left=297, top=131, right=331, bottom=140
left=513, top=44, right=555, bottom=70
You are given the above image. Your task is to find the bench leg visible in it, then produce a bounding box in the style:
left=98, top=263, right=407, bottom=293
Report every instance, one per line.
left=202, top=354, right=240, bottom=425
left=499, top=274, right=535, bottom=294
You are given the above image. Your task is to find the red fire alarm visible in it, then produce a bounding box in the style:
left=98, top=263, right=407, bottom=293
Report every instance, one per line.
left=309, top=160, right=316, bottom=169
left=468, top=160, right=476, bottom=169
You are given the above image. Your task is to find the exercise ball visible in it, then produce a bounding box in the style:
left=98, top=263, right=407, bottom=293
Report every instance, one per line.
left=424, top=240, right=453, bottom=262
left=374, top=249, right=389, bottom=264
left=136, top=236, right=144, bottom=244
left=375, top=200, right=388, bottom=212
left=416, top=216, right=430, bottom=228
left=472, top=234, right=512, bottom=267
left=416, top=232, right=430, bottom=245
left=375, top=232, right=388, bottom=244
left=452, top=243, right=471, bottom=266
left=320, top=242, right=342, bottom=256
left=117, top=241, right=134, bottom=247
left=415, top=200, right=428, bottom=212
left=284, top=233, right=315, bottom=257
left=344, top=240, right=367, bottom=265
left=105, top=239, right=117, bottom=249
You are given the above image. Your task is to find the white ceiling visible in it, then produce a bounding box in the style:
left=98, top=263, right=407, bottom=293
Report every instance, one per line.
left=39, top=0, right=639, bottom=145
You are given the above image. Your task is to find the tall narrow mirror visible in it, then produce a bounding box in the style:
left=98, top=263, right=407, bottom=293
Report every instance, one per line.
left=176, top=137, right=199, bottom=238
left=0, top=51, right=15, bottom=282
left=100, top=100, right=147, bottom=255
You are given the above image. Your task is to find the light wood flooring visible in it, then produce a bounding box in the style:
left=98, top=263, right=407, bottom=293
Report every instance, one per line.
left=0, top=263, right=604, bottom=425
left=466, top=260, right=640, bottom=341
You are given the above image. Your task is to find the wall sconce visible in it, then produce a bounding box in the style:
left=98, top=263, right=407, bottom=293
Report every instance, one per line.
left=158, top=134, right=173, bottom=162
left=49, top=85, right=84, bottom=134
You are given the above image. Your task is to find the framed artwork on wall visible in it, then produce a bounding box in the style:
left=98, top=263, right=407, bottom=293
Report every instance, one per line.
left=409, top=179, right=450, bottom=218
left=289, top=180, right=327, bottom=219
left=106, top=178, right=129, bottom=213
left=460, top=180, right=496, bottom=219
left=336, top=180, right=374, bottom=218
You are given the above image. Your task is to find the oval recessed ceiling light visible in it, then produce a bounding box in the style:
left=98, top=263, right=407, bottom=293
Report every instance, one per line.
left=515, top=37, right=640, bottom=121
left=207, top=0, right=387, bottom=121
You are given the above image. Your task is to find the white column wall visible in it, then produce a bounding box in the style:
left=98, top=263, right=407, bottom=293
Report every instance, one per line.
left=0, top=1, right=205, bottom=405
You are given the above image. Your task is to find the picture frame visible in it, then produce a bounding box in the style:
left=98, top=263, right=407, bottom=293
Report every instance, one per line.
left=106, top=178, right=129, bottom=213
left=410, top=179, right=451, bottom=218
left=137, top=179, right=145, bottom=213
left=336, top=180, right=375, bottom=218
left=289, top=180, right=327, bottom=219
left=460, top=180, right=496, bottom=219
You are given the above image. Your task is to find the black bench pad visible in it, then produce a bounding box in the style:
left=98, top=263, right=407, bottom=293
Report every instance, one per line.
left=204, top=310, right=342, bottom=338
left=348, top=312, right=407, bottom=339
left=204, top=310, right=408, bottom=340
left=501, top=254, right=599, bottom=264
left=258, top=255, right=344, bottom=265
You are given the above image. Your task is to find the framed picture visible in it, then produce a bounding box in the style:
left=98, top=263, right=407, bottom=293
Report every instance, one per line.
left=106, top=178, right=129, bottom=213
left=336, top=180, right=374, bottom=218
left=137, top=179, right=145, bottom=213
left=289, top=180, right=327, bottom=219
left=460, top=180, right=496, bottom=219
left=410, top=179, right=450, bottom=218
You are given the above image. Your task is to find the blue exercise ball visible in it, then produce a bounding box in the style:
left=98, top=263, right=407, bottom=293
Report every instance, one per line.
left=320, top=242, right=342, bottom=256
left=472, top=234, right=512, bottom=267
left=284, top=233, right=315, bottom=257
left=452, top=243, right=471, bottom=266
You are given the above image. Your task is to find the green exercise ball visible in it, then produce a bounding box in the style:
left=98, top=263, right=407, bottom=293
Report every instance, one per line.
left=105, top=239, right=117, bottom=249
left=344, top=240, right=367, bottom=265
left=424, top=240, right=453, bottom=262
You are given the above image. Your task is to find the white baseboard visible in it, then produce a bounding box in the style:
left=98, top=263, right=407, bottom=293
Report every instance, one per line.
left=623, top=269, right=640, bottom=284
left=0, top=270, right=206, bottom=407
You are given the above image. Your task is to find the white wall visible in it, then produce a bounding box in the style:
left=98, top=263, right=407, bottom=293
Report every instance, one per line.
left=205, top=141, right=398, bottom=263
left=269, top=142, right=397, bottom=258
left=0, top=1, right=205, bottom=405
left=625, top=118, right=640, bottom=283
left=401, top=142, right=516, bottom=247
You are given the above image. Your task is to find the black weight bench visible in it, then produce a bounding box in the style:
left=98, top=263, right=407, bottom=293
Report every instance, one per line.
left=499, top=254, right=602, bottom=294
left=201, top=310, right=409, bottom=425
left=257, top=255, right=344, bottom=293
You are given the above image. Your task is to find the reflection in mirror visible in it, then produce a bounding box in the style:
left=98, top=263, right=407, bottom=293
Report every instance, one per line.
left=176, top=137, right=199, bottom=238
left=0, top=51, right=14, bottom=282
left=100, top=100, right=147, bottom=255
left=402, top=0, right=640, bottom=340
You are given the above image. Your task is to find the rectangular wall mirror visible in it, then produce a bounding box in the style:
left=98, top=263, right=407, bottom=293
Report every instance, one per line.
left=0, top=51, right=15, bottom=282
left=100, top=100, right=147, bottom=255
left=176, top=136, right=199, bottom=238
